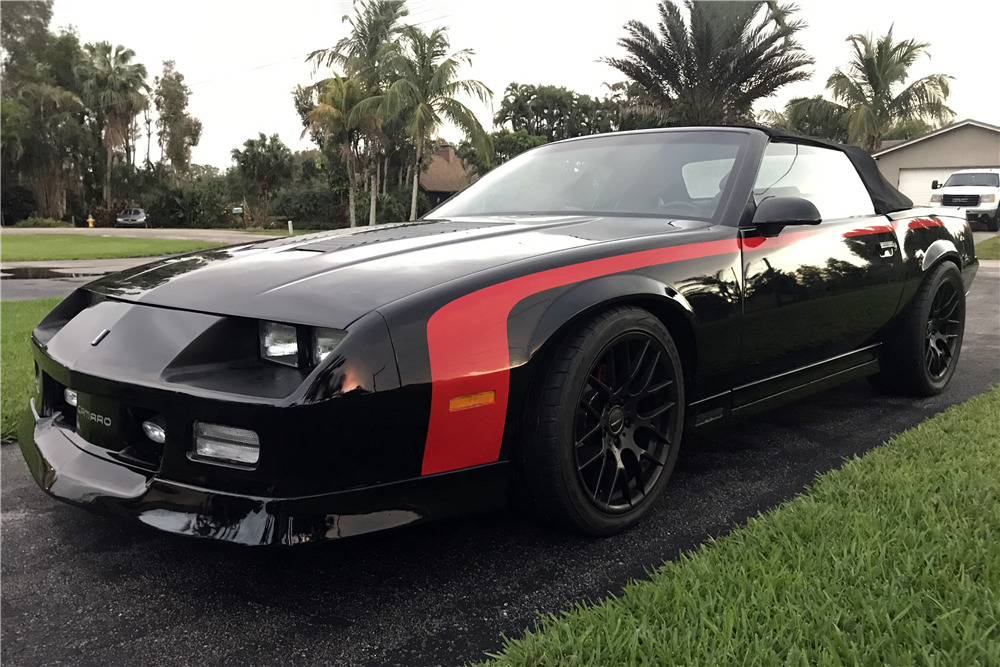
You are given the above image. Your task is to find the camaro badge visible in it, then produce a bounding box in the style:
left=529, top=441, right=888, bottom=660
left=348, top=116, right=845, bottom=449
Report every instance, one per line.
left=91, top=329, right=111, bottom=346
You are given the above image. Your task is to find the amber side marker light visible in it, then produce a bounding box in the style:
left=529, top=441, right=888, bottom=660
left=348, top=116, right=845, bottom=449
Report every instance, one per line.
left=449, top=391, right=496, bottom=411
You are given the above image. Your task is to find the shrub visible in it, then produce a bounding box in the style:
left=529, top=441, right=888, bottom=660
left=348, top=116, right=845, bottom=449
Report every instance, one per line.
left=271, top=186, right=342, bottom=224
left=13, top=217, right=72, bottom=228
left=1, top=184, right=36, bottom=225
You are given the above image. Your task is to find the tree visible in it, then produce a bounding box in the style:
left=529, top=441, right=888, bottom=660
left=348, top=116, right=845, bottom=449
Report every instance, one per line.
left=9, top=82, right=86, bottom=218
left=494, top=83, right=620, bottom=142
left=153, top=61, right=203, bottom=180
left=605, top=0, right=813, bottom=126
left=791, top=29, right=953, bottom=151
left=367, top=25, right=492, bottom=220
left=0, top=0, right=53, bottom=82
left=76, top=41, right=149, bottom=206
left=457, top=129, right=546, bottom=177
left=758, top=96, right=849, bottom=143
left=231, top=133, right=293, bottom=224
left=1, top=5, right=90, bottom=221
left=304, top=75, right=382, bottom=227
left=308, top=0, right=413, bottom=224
left=307, top=0, right=409, bottom=88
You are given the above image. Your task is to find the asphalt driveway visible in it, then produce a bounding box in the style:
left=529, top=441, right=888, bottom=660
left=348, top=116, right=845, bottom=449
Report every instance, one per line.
left=1, top=263, right=998, bottom=667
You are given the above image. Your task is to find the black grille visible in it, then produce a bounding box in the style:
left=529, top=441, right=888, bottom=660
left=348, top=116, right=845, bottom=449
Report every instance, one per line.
left=943, top=194, right=980, bottom=207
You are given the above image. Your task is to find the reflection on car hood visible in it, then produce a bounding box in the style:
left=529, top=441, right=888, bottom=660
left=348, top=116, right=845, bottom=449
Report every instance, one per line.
left=86, top=216, right=706, bottom=328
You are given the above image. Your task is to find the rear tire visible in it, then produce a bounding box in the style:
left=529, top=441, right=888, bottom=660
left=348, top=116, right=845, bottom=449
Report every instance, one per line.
left=518, top=306, right=684, bottom=536
left=871, top=262, right=966, bottom=396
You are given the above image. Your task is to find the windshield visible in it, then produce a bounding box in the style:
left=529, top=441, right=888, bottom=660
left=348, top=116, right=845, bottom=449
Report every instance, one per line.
left=943, top=173, right=999, bottom=187
left=431, top=131, right=748, bottom=221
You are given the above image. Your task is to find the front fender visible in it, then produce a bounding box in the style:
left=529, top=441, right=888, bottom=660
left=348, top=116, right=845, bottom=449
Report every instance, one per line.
left=508, top=273, right=697, bottom=368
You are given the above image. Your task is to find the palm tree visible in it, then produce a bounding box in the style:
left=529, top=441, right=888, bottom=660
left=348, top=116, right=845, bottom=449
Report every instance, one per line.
left=305, top=75, right=383, bottom=227
left=791, top=28, right=953, bottom=151
left=307, top=0, right=409, bottom=89
left=366, top=25, right=492, bottom=220
left=76, top=41, right=149, bottom=207
left=605, top=0, right=813, bottom=126
left=758, top=96, right=849, bottom=143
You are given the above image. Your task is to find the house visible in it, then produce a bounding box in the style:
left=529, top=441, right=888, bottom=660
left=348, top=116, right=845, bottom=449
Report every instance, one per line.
left=872, top=119, right=1000, bottom=206
left=419, top=144, right=475, bottom=208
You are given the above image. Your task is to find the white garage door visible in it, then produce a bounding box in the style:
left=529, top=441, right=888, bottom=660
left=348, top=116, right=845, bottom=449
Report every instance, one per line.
left=897, top=167, right=956, bottom=206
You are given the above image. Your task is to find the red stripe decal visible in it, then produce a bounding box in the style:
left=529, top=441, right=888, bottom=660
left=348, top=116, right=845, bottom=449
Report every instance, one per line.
left=421, top=238, right=740, bottom=475
left=907, top=217, right=945, bottom=230
left=843, top=224, right=894, bottom=238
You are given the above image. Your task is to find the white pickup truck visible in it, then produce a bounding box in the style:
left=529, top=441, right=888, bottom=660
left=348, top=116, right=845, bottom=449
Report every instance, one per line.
left=930, top=168, right=1000, bottom=231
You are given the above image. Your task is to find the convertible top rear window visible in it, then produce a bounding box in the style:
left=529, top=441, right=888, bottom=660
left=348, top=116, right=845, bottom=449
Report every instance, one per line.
left=432, top=131, right=749, bottom=221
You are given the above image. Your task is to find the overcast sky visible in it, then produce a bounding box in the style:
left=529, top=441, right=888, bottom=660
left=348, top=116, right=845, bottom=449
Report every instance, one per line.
left=49, top=0, right=1000, bottom=169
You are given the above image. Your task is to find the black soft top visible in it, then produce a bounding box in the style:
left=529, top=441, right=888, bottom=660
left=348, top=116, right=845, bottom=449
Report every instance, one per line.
left=747, top=126, right=913, bottom=215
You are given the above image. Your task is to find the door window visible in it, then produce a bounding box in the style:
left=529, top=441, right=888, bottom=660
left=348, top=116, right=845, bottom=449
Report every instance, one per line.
left=754, top=143, right=875, bottom=220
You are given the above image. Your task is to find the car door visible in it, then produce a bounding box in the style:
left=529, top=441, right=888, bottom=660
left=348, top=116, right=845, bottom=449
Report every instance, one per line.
left=736, top=141, right=905, bottom=394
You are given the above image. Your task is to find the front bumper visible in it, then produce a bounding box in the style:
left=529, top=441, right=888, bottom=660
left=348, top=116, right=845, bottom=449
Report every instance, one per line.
left=19, top=400, right=510, bottom=545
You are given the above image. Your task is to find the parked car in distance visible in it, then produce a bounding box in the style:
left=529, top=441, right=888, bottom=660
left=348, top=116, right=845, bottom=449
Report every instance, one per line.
left=930, top=168, right=1000, bottom=231
left=115, top=208, right=149, bottom=228
left=20, top=127, right=978, bottom=546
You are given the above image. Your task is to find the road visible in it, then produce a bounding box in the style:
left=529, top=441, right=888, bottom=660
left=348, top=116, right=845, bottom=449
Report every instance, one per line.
left=1, top=260, right=997, bottom=666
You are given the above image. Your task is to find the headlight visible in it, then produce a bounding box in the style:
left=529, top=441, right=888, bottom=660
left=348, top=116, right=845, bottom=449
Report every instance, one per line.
left=259, top=321, right=347, bottom=367
left=260, top=321, right=300, bottom=367
left=930, top=194, right=943, bottom=203
left=981, top=194, right=996, bottom=203
left=192, top=422, right=259, bottom=466
left=314, top=328, right=346, bottom=363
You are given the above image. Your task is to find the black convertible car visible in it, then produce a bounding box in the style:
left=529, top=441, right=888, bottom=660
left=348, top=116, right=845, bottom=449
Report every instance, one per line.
left=20, top=127, right=977, bottom=545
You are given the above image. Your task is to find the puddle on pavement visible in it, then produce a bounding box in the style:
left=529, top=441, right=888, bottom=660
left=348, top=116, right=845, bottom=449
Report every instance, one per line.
left=0, top=267, right=107, bottom=280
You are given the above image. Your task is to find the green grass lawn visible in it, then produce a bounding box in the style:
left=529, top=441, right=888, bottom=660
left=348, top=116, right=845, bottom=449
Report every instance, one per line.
left=1, top=298, right=61, bottom=441
left=1, top=234, right=223, bottom=262
left=488, top=385, right=1000, bottom=666
left=976, top=235, right=1000, bottom=261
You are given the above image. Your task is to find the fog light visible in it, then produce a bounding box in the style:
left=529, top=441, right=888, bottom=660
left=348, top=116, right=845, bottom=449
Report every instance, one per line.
left=64, top=388, right=78, bottom=407
left=142, top=418, right=166, bottom=444
left=193, top=422, right=260, bottom=466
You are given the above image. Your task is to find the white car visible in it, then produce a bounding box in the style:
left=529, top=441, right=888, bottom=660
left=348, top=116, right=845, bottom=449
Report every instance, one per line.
left=930, top=168, right=1000, bottom=231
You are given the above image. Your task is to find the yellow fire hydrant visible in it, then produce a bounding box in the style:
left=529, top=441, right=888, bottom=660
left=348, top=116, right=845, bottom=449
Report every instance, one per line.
left=87, top=215, right=94, bottom=228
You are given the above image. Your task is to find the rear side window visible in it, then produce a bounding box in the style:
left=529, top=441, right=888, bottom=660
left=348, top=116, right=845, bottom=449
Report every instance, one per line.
left=754, top=143, right=875, bottom=220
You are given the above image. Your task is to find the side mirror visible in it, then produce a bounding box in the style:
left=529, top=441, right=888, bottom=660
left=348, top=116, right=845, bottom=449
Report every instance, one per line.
left=751, top=196, right=821, bottom=237
left=931, top=180, right=940, bottom=189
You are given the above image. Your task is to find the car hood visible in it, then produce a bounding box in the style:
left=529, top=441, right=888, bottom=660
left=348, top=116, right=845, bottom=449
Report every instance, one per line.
left=86, top=216, right=708, bottom=328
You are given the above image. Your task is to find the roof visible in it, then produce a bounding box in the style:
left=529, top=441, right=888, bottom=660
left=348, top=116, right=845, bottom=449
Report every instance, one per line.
left=872, top=119, right=1000, bottom=158
left=419, top=145, right=474, bottom=194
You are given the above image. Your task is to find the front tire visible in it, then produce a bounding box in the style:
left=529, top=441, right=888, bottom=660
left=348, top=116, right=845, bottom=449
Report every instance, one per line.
left=872, top=262, right=966, bottom=396
left=987, top=211, right=1000, bottom=232
left=518, top=307, right=685, bottom=536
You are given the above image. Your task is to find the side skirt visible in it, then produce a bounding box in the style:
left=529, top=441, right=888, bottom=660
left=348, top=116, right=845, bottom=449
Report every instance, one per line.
left=689, top=345, right=881, bottom=429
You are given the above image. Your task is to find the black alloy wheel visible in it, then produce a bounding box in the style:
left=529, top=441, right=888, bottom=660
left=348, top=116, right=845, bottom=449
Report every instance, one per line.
left=870, top=261, right=965, bottom=396
left=519, top=306, right=685, bottom=536
left=574, top=332, right=679, bottom=512
left=923, top=276, right=962, bottom=381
